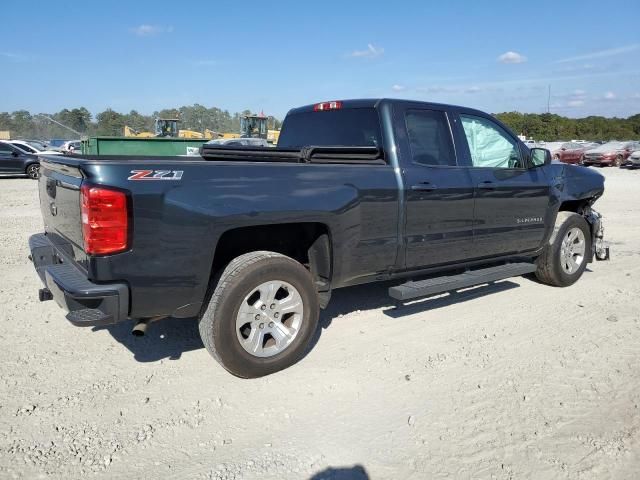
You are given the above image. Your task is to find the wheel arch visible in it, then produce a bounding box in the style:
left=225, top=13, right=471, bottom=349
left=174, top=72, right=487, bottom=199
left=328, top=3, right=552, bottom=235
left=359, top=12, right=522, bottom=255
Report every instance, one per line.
left=210, top=222, right=333, bottom=307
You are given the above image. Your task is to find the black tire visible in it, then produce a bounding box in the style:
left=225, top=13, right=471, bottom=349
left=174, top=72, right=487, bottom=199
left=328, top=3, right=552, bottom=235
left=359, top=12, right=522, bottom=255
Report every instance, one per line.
left=535, top=212, right=591, bottom=287
left=199, top=251, right=319, bottom=378
left=25, top=163, right=40, bottom=179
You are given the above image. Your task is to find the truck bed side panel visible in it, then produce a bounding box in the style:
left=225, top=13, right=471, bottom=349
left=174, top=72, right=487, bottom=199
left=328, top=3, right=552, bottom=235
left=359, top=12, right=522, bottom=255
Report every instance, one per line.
left=80, top=160, right=399, bottom=318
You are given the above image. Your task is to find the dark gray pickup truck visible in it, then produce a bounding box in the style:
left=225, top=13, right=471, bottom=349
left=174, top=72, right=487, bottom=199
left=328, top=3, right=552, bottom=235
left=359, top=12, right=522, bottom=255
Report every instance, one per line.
left=29, top=99, right=609, bottom=377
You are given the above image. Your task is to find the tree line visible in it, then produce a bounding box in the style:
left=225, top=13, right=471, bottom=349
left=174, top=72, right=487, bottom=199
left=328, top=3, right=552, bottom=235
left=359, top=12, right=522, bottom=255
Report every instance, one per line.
left=494, top=111, right=640, bottom=141
left=0, top=105, right=283, bottom=140
left=1, top=105, right=639, bottom=142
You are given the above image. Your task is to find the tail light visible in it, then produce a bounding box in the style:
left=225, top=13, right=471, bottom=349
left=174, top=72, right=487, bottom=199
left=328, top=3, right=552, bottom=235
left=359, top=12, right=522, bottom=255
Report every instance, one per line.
left=314, top=101, right=343, bottom=111
left=81, top=184, right=129, bottom=255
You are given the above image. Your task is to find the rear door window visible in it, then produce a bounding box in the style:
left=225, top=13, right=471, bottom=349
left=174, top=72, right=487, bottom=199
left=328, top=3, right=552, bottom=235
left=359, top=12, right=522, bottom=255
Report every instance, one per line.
left=278, top=108, right=382, bottom=148
left=404, top=109, right=456, bottom=166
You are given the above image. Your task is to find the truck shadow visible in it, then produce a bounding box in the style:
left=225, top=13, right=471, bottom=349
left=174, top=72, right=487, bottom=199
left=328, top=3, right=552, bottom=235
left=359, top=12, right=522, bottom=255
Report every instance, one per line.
left=94, top=279, right=521, bottom=363
left=92, top=317, right=203, bottom=362
left=308, top=465, right=369, bottom=479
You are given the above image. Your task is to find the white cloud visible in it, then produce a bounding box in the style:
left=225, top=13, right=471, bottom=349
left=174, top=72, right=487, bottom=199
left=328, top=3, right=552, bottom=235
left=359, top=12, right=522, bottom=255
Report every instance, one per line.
left=554, top=44, right=640, bottom=63
left=465, top=86, right=482, bottom=94
left=349, top=44, right=384, bottom=59
left=391, top=84, right=406, bottom=92
left=567, top=100, right=585, bottom=107
left=497, top=51, right=527, bottom=64
left=0, top=52, right=29, bottom=62
left=604, top=91, right=616, bottom=100
left=573, top=89, right=586, bottom=96
left=131, top=24, right=174, bottom=36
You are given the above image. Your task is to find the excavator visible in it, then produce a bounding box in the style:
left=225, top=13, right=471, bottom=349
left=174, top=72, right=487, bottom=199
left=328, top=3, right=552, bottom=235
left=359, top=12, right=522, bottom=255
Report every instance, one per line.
left=124, top=114, right=280, bottom=144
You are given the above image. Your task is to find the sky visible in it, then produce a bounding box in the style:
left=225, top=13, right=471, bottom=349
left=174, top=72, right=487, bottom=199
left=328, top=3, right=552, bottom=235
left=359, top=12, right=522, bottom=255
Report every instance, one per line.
left=2, top=0, right=640, bottom=119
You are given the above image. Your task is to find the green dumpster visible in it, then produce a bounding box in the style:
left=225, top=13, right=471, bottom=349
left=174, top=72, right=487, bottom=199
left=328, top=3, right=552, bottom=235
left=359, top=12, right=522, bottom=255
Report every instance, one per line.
left=82, top=137, right=208, bottom=156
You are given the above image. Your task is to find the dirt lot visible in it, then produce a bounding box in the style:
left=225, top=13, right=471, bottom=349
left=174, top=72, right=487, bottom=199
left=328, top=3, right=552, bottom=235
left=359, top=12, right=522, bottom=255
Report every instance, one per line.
left=0, top=167, right=639, bottom=479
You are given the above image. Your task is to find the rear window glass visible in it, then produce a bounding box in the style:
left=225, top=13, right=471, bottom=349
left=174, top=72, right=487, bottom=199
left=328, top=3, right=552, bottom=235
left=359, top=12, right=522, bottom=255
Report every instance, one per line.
left=278, top=108, right=382, bottom=148
left=405, top=109, right=456, bottom=166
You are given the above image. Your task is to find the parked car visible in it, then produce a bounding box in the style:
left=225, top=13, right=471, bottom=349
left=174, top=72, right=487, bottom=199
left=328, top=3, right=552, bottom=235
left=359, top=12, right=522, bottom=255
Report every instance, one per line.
left=205, top=137, right=269, bottom=147
left=48, top=139, right=67, bottom=149
left=29, top=98, right=609, bottom=377
left=627, top=149, right=640, bottom=168
left=582, top=141, right=640, bottom=167
left=23, top=140, right=50, bottom=151
left=552, top=142, right=598, bottom=165
left=0, top=141, right=40, bottom=178
left=9, top=140, right=61, bottom=155
left=540, top=142, right=565, bottom=158
left=59, top=140, right=82, bottom=154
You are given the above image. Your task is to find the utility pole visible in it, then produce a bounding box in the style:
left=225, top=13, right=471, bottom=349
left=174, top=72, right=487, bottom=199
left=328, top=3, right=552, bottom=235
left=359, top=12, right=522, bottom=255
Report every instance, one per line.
left=547, top=85, right=551, bottom=114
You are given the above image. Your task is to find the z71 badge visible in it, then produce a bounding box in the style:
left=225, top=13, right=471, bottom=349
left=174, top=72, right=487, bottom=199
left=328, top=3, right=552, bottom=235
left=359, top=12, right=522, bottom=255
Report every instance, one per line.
left=128, top=170, right=184, bottom=181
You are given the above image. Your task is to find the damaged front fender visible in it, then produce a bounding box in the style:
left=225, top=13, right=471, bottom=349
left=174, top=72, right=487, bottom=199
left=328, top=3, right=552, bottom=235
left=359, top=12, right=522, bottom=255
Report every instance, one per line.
left=548, top=163, right=609, bottom=262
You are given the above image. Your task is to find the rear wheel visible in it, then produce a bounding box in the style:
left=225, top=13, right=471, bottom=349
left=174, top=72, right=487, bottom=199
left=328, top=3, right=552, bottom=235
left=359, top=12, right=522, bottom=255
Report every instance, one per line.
left=25, top=163, right=39, bottom=179
left=535, top=212, right=591, bottom=287
left=199, top=251, right=319, bottom=378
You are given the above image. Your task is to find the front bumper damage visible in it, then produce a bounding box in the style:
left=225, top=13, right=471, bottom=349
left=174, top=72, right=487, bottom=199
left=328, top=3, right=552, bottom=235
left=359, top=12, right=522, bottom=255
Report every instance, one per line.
left=585, top=208, right=610, bottom=261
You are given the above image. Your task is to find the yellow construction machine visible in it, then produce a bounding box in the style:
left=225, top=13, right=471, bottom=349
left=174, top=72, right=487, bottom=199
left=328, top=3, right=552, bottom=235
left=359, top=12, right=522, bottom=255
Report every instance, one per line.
left=123, top=115, right=280, bottom=144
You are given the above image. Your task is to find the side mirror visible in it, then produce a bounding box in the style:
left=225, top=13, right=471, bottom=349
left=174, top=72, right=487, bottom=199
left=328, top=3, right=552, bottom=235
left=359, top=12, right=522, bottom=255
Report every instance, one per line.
left=530, top=147, right=551, bottom=168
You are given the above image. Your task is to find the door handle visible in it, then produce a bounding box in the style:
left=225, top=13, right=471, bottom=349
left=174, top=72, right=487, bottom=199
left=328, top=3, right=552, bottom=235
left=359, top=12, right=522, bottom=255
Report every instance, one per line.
left=478, top=181, right=496, bottom=190
left=411, top=182, right=437, bottom=191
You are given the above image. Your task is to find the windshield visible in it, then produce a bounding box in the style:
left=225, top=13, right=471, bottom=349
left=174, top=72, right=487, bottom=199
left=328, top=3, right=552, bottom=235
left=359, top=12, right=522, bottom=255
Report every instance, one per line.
left=278, top=108, right=382, bottom=148
left=26, top=141, right=46, bottom=151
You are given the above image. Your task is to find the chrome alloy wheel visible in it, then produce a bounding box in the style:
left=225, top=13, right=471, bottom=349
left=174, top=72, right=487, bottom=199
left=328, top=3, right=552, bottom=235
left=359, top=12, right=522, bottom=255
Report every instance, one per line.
left=560, top=227, right=586, bottom=274
left=235, top=280, right=304, bottom=358
left=26, top=164, right=40, bottom=179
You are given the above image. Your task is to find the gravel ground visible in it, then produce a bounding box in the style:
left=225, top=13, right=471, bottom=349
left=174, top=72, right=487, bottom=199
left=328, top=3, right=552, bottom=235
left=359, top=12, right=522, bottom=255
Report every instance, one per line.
left=0, top=167, right=639, bottom=479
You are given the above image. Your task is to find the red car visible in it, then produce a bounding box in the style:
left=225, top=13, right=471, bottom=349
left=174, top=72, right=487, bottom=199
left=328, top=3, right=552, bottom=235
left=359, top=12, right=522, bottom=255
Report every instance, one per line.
left=583, top=141, right=640, bottom=167
left=552, top=142, right=597, bottom=165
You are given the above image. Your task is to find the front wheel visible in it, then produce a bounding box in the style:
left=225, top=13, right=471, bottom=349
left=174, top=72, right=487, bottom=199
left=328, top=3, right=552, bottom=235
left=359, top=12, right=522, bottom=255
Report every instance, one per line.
left=199, top=251, right=319, bottom=378
left=535, top=212, right=591, bottom=287
left=615, top=155, right=623, bottom=167
left=26, top=163, right=40, bottom=179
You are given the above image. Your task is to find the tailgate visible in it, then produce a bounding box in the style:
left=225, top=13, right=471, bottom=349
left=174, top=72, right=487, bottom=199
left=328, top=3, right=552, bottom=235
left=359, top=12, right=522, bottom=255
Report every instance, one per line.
left=38, top=157, right=87, bottom=267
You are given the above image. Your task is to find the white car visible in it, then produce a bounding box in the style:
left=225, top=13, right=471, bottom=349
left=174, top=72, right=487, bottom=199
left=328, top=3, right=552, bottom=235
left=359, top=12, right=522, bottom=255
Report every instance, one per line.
left=205, top=138, right=269, bottom=147
left=628, top=150, right=640, bottom=167
left=59, top=140, right=82, bottom=154
left=9, top=140, right=61, bottom=155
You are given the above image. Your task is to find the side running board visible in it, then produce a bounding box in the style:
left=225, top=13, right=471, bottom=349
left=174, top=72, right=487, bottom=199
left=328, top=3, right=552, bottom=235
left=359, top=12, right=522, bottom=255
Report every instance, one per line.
left=388, top=262, right=537, bottom=302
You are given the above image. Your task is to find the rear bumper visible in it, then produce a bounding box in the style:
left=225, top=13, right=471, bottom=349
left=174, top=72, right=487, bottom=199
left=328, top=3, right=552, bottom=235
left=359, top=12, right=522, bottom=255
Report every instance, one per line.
left=29, top=233, right=129, bottom=326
